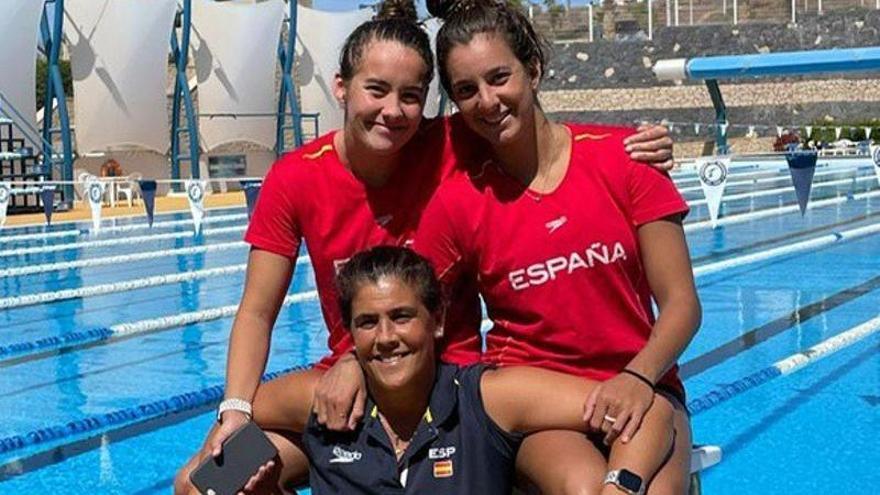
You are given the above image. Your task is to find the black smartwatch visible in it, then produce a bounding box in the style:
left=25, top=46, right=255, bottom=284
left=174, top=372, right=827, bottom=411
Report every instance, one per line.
left=604, top=468, right=644, bottom=495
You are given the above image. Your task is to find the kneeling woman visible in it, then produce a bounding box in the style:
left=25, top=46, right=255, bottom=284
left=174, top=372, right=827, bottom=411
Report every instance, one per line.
left=248, top=246, right=675, bottom=494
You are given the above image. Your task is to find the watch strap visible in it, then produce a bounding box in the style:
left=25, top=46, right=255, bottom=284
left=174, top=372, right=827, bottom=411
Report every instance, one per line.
left=217, top=398, right=253, bottom=423
left=604, top=469, right=645, bottom=495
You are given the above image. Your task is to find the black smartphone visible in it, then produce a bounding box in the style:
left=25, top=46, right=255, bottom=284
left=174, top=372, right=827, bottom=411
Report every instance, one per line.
left=190, top=422, right=279, bottom=495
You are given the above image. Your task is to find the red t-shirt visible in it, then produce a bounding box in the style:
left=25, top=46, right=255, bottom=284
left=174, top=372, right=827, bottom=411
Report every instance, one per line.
left=413, top=124, right=690, bottom=396
left=245, top=118, right=482, bottom=369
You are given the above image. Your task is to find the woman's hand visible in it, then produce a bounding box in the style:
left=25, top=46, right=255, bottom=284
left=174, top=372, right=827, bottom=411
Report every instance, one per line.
left=583, top=372, right=655, bottom=445
left=624, top=124, right=675, bottom=170
left=209, top=410, right=251, bottom=457
left=240, top=459, right=278, bottom=494
left=312, top=353, right=367, bottom=431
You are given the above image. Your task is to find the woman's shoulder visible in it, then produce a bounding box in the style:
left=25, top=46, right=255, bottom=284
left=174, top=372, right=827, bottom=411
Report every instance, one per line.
left=270, top=131, right=340, bottom=178
left=566, top=122, right=635, bottom=151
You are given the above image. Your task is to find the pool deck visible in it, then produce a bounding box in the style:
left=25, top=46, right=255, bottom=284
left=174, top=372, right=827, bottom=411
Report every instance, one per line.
left=2, top=191, right=247, bottom=227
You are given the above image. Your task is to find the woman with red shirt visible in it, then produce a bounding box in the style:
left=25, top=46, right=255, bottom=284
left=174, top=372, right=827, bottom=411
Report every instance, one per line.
left=413, top=1, right=701, bottom=493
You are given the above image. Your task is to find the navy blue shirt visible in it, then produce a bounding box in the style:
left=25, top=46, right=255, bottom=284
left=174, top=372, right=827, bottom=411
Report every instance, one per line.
left=303, top=364, right=523, bottom=494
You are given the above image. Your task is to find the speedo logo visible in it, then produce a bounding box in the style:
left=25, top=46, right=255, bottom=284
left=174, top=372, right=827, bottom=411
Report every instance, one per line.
left=545, top=216, right=568, bottom=234
left=508, top=241, right=628, bottom=291
left=329, top=446, right=363, bottom=464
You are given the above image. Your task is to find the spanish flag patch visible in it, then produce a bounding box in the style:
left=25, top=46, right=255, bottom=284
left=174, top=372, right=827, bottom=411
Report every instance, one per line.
left=433, top=460, right=453, bottom=478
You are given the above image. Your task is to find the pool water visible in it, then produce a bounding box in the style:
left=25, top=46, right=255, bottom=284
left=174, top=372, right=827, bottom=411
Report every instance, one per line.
left=0, top=160, right=877, bottom=494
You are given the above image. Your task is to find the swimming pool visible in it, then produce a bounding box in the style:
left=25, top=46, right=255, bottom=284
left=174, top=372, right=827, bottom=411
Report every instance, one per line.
left=0, top=159, right=877, bottom=493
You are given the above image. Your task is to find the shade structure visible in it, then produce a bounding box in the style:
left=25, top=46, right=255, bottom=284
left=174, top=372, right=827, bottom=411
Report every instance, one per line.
left=65, top=0, right=178, bottom=154
left=192, top=0, right=285, bottom=151
left=0, top=0, right=44, bottom=145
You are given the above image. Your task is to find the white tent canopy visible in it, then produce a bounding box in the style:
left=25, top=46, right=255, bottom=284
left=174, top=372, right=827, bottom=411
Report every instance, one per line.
left=65, top=0, right=177, bottom=154
left=192, top=0, right=285, bottom=151
left=0, top=0, right=44, bottom=145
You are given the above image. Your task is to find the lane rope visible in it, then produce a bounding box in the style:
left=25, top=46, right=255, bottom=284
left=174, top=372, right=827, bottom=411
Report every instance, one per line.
left=688, top=314, right=880, bottom=415
left=0, top=213, right=247, bottom=245
left=0, top=225, right=246, bottom=259
left=0, top=291, right=318, bottom=361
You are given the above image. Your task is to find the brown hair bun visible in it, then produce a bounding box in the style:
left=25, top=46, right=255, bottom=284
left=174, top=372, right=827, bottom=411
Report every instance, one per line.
left=375, top=0, right=418, bottom=22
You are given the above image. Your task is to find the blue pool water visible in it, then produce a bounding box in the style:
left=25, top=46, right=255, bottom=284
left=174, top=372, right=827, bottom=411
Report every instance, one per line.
left=0, top=161, right=878, bottom=494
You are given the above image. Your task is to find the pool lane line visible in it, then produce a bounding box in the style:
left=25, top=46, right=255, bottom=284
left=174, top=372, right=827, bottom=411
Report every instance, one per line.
left=0, top=254, right=311, bottom=308
left=0, top=241, right=249, bottom=278
left=0, top=291, right=319, bottom=366
left=687, top=314, right=880, bottom=415
left=676, top=167, right=874, bottom=194
left=716, top=340, right=878, bottom=461
left=681, top=274, right=880, bottom=379
left=0, top=213, right=248, bottom=245
left=691, top=211, right=880, bottom=265
left=686, top=175, right=876, bottom=208
left=0, top=362, right=316, bottom=472
left=692, top=221, right=880, bottom=278
left=0, top=225, right=246, bottom=259
left=694, top=223, right=880, bottom=277
left=0, top=204, right=247, bottom=234
left=684, top=189, right=880, bottom=233
left=0, top=264, right=248, bottom=310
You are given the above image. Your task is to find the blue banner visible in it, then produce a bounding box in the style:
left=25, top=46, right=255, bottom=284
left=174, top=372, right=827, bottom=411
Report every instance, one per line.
left=785, top=150, right=818, bottom=216
left=240, top=180, right=262, bottom=220
left=138, top=180, right=158, bottom=227
left=40, top=186, right=55, bottom=225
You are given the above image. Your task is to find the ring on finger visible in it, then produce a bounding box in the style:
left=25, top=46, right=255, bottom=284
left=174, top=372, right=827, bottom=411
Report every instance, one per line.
left=603, top=414, right=617, bottom=424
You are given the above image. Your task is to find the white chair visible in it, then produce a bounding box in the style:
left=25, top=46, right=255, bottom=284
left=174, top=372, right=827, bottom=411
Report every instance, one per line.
left=114, top=172, right=142, bottom=207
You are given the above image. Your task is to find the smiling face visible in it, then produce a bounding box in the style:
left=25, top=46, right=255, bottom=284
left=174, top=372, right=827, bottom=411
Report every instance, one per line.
left=349, top=275, right=442, bottom=394
left=334, top=39, right=429, bottom=156
left=445, top=32, right=541, bottom=147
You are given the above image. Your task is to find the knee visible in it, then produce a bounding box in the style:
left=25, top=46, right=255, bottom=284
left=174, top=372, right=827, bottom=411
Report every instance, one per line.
left=557, top=472, right=603, bottom=495
left=173, top=461, right=198, bottom=495
left=647, top=473, right=691, bottom=495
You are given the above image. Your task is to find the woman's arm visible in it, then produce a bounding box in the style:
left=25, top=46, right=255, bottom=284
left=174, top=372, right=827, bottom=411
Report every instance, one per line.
left=208, top=248, right=294, bottom=455
left=584, top=215, right=700, bottom=443
left=481, top=366, right=594, bottom=434
left=626, top=215, right=701, bottom=384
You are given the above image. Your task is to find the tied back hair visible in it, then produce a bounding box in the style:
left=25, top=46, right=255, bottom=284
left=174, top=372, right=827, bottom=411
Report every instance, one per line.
left=426, top=0, right=548, bottom=94
left=336, top=246, right=444, bottom=329
left=338, top=0, right=434, bottom=85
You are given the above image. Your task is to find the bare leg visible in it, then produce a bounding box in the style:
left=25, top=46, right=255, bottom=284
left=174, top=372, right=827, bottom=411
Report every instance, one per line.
left=602, top=395, right=675, bottom=495
left=646, top=398, right=692, bottom=495
left=516, top=430, right=608, bottom=495
left=173, top=368, right=324, bottom=494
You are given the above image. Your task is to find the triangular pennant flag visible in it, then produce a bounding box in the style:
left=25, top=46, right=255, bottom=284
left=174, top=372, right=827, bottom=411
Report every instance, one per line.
left=240, top=181, right=262, bottom=220
left=776, top=126, right=784, bottom=138
left=872, top=145, right=880, bottom=188
left=865, top=127, right=872, bottom=140
left=805, top=126, right=813, bottom=138
left=85, top=179, right=106, bottom=233
left=185, top=179, right=208, bottom=235
left=835, top=127, right=842, bottom=140
left=697, top=156, right=731, bottom=228
left=41, top=186, right=55, bottom=225
left=694, top=123, right=701, bottom=134
left=785, top=150, right=818, bottom=216
left=0, top=182, right=10, bottom=229
left=138, top=180, right=158, bottom=227
left=719, top=122, right=729, bottom=137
